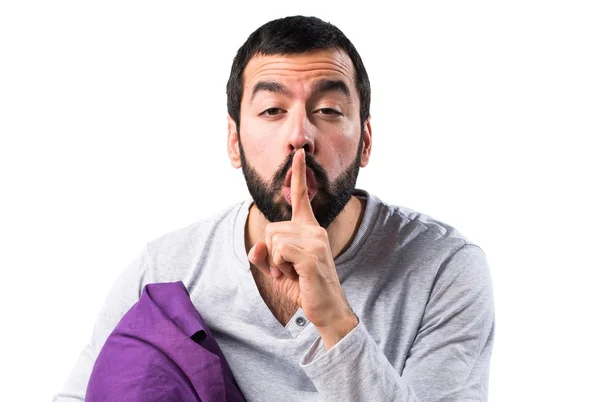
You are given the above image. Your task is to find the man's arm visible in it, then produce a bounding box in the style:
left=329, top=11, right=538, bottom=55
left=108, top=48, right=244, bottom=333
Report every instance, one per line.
left=52, top=246, right=149, bottom=402
left=300, top=244, right=495, bottom=401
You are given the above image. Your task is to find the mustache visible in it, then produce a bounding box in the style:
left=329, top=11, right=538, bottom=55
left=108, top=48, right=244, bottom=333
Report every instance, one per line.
left=272, top=151, right=327, bottom=187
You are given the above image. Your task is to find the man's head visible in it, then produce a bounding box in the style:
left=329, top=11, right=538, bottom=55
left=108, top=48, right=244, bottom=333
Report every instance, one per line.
left=226, top=16, right=372, bottom=228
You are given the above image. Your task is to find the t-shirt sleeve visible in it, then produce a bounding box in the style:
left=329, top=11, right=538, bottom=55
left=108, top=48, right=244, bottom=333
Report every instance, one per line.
left=300, top=244, right=495, bottom=401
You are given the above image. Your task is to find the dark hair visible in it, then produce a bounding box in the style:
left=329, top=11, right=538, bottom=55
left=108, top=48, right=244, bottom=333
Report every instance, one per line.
left=226, top=15, right=371, bottom=132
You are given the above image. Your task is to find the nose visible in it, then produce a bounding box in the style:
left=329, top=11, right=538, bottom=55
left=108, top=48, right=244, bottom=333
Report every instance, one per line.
left=286, top=107, right=315, bottom=155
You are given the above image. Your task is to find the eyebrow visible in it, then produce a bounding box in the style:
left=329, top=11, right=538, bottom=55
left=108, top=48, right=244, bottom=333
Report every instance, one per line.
left=250, top=79, right=352, bottom=102
left=250, top=81, right=292, bottom=101
left=311, top=79, right=351, bottom=100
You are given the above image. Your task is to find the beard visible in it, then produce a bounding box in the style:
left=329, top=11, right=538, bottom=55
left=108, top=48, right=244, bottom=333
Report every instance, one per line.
left=239, top=138, right=363, bottom=229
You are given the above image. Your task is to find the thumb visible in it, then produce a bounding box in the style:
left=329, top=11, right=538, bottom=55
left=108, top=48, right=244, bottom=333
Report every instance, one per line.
left=248, top=242, right=281, bottom=278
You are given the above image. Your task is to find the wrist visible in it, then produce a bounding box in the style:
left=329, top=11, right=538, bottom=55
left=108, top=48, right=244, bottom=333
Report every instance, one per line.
left=316, top=312, right=359, bottom=351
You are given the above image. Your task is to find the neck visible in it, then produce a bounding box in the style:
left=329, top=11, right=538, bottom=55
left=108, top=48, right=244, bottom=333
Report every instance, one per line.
left=244, top=195, right=366, bottom=259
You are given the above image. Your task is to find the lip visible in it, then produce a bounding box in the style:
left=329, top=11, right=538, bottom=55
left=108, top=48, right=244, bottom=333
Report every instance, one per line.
left=282, top=186, right=317, bottom=205
left=284, top=167, right=317, bottom=189
left=282, top=167, right=318, bottom=205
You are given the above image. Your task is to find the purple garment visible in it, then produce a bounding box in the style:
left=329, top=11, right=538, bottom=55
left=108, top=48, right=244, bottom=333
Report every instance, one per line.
left=86, top=281, right=246, bottom=402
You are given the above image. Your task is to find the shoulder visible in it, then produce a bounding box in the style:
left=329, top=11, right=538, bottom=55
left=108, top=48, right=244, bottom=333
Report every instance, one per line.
left=365, top=190, right=493, bottom=300
left=357, top=190, right=490, bottom=283
left=363, top=190, right=477, bottom=251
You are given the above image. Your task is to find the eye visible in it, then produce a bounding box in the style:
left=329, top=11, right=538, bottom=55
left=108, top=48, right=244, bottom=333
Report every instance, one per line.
left=317, top=108, right=342, bottom=116
left=260, top=107, right=285, bottom=116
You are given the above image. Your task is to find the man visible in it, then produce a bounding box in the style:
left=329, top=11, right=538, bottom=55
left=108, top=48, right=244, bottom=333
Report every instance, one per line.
left=54, top=15, right=494, bottom=401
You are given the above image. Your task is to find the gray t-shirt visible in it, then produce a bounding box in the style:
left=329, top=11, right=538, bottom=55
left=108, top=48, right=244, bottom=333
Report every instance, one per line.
left=54, top=189, right=495, bottom=401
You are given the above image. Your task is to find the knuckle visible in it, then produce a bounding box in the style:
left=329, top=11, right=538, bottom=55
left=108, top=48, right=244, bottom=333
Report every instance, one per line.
left=272, top=233, right=281, bottom=245
left=316, top=242, right=327, bottom=254
left=315, top=226, right=327, bottom=239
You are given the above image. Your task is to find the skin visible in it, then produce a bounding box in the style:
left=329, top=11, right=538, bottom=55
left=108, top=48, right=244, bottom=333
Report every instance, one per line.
left=226, top=49, right=373, bottom=350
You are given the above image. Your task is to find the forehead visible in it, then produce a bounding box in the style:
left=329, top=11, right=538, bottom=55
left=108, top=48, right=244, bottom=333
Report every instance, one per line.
left=242, top=49, right=357, bottom=100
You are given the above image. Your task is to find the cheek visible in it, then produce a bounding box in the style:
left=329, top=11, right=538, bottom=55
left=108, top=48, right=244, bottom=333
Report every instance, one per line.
left=240, top=117, right=267, bottom=152
left=241, top=115, right=278, bottom=153
left=241, top=132, right=280, bottom=176
left=245, top=137, right=271, bottom=156
left=327, top=129, right=359, bottom=171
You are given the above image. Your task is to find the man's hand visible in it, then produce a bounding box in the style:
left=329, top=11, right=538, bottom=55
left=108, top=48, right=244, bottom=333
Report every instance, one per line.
left=248, top=149, right=358, bottom=349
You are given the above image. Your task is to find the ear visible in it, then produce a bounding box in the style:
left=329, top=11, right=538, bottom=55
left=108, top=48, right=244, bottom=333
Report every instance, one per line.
left=227, top=115, right=242, bottom=169
left=360, top=117, right=372, bottom=168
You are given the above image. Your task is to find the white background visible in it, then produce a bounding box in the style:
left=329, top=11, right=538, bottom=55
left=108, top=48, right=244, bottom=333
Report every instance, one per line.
left=1, top=1, right=598, bottom=401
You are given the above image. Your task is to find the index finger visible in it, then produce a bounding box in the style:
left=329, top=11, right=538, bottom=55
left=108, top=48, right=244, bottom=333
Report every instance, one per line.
left=291, top=149, right=317, bottom=224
